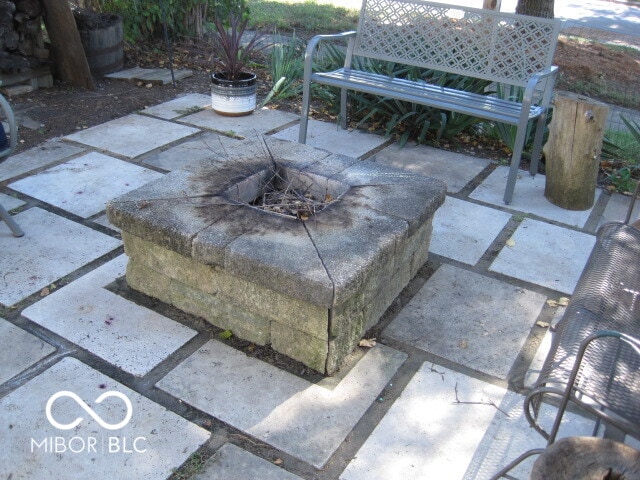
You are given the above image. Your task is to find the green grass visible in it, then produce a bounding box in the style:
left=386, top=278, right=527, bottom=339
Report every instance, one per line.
left=246, top=0, right=359, bottom=34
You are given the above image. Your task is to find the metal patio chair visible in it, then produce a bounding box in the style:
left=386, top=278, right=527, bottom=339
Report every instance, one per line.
left=0, top=91, right=23, bottom=237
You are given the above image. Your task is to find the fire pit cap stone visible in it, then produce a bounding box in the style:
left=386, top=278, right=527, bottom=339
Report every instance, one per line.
left=107, top=136, right=446, bottom=309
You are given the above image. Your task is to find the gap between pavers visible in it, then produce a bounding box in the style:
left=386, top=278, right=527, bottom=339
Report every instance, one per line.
left=0, top=317, right=55, bottom=384
left=157, top=341, right=407, bottom=468
left=192, top=443, right=305, bottom=480
left=23, top=255, right=198, bottom=377
left=340, top=361, right=595, bottom=480
left=430, top=196, right=512, bottom=265
left=64, top=114, right=200, bottom=159
left=0, top=357, right=210, bottom=479
left=0, top=192, right=25, bottom=211
left=9, top=152, right=164, bottom=218
left=489, top=218, right=597, bottom=295
left=470, top=166, right=600, bottom=228
left=0, top=208, right=121, bottom=307
left=273, top=119, right=388, bottom=158
left=385, top=264, right=547, bottom=379
left=370, top=143, right=490, bottom=193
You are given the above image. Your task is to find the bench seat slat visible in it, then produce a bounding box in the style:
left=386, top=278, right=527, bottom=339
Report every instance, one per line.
left=312, top=69, right=544, bottom=125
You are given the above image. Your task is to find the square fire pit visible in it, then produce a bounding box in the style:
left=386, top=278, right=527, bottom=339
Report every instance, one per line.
left=107, top=136, right=446, bottom=374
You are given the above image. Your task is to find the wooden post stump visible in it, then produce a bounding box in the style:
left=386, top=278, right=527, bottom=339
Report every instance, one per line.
left=530, top=437, right=640, bottom=480
left=544, top=91, right=608, bottom=210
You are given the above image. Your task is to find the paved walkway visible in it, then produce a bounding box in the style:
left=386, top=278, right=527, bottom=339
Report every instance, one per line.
left=1, top=95, right=638, bottom=479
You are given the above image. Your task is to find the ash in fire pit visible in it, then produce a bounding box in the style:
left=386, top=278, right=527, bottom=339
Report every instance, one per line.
left=107, top=136, right=446, bottom=374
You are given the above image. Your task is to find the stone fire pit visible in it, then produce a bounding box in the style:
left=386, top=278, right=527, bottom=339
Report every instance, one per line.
left=107, top=136, right=446, bottom=374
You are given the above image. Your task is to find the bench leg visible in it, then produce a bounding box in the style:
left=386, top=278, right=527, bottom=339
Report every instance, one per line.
left=298, top=80, right=312, bottom=144
left=528, top=113, right=547, bottom=176
left=503, top=122, right=528, bottom=204
left=340, top=87, right=348, bottom=130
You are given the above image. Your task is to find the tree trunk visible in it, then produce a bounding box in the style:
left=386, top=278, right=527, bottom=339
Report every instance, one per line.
left=516, top=0, right=554, bottom=18
left=543, top=91, right=608, bottom=210
left=40, top=0, right=95, bottom=90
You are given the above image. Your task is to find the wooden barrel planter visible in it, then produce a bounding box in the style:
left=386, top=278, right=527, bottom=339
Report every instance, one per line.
left=73, top=11, right=123, bottom=76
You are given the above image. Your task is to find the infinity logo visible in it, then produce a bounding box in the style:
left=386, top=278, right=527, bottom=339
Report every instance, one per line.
left=46, top=391, right=133, bottom=431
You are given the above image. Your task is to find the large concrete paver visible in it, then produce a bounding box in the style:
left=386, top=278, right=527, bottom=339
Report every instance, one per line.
left=9, top=152, right=164, bottom=218
left=0, top=208, right=121, bottom=307
left=22, top=255, right=198, bottom=377
left=341, top=362, right=595, bottom=480
left=157, top=341, right=407, bottom=467
left=181, top=107, right=298, bottom=137
left=141, top=93, right=211, bottom=120
left=193, top=443, right=304, bottom=480
left=469, top=167, right=602, bottom=227
left=64, top=114, right=200, bottom=158
left=274, top=119, right=388, bottom=158
left=142, top=131, right=225, bottom=171
left=385, top=264, right=547, bottom=379
left=430, top=196, right=512, bottom=265
left=470, top=167, right=600, bottom=228
left=0, top=140, right=85, bottom=182
left=370, top=143, right=490, bottom=193
left=0, top=357, right=210, bottom=480
left=0, top=317, right=55, bottom=384
left=489, top=218, right=596, bottom=294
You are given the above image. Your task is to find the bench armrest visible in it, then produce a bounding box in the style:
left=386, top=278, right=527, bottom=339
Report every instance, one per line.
left=523, top=65, right=559, bottom=111
left=303, top=31, right=357, bottom=78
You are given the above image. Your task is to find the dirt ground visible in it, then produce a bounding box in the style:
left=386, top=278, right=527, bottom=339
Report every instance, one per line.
left=5, top=29, right=640, bottom=158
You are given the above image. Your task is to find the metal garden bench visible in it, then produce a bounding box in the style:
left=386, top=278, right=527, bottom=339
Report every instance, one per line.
left=298, top=0, right=561, bottom=204
left=492, top=183, right=640, bottom=478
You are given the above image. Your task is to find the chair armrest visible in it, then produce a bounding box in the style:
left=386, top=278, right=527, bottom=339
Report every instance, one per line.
left=303, top=31, right=357, bottom=78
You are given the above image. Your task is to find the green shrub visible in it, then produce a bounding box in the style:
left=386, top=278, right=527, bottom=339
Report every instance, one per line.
left=98, top=0, right=246, bottom=41
left=602, top=116, right=640, bottom=193
left=267, top=33, right=305, bottom=100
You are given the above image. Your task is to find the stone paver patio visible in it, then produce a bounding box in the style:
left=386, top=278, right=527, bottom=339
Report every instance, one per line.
left=1, top=96, right=639, bottom=480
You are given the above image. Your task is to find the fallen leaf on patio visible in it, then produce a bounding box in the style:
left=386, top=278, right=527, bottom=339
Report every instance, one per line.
left=536, top=321, right=551, bottom=328
left=547, top=297, right=570, bottom=308
left=359, top=338, right=377, bottom=348
left=273, top=458, right=283, bottom=465
left=219, top=329, right=233, bottom=340
left=39, top=287, right=50, bottom=297
left=506, top=238, right=516, bottom=248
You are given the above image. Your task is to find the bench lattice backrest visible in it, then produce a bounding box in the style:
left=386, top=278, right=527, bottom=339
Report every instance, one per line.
left=354, top=0, right=562, bottom=87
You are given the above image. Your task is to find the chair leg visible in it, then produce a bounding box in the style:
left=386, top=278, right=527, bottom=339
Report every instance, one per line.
left=0, top=203, right=23, bottom=237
